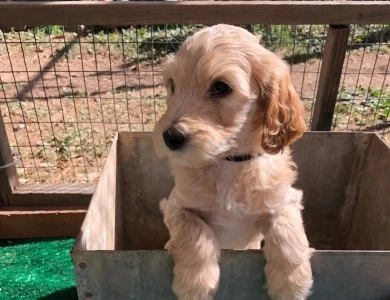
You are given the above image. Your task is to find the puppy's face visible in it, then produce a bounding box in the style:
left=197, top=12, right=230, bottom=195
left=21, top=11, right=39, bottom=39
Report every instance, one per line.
left=154, top=25, right=305, bottom=167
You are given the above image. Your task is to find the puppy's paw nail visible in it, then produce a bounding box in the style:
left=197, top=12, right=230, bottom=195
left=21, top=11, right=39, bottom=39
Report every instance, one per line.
left=164, top=241, right=172, bottom=250
left=159, top=198, right=168, bottom=211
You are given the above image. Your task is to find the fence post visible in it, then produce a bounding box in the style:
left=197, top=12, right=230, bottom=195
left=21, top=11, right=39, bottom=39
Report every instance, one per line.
left=311, top=25, right=350, bottom=131
left=0, top=109, right=18, bottom=206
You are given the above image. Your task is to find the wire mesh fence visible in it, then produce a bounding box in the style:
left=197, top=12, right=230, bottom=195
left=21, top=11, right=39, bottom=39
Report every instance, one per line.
left=0, top=24, right=389, bottom=184
left=334, top=25, right=390, bottom=135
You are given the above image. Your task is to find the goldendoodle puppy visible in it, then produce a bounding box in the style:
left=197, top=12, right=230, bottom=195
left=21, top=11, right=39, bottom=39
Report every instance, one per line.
left=154, top=24, right=313, bottom=300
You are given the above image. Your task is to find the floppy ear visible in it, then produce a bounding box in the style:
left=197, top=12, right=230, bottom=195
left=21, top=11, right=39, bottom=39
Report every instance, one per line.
left=258, top=62, right=306, bottom=154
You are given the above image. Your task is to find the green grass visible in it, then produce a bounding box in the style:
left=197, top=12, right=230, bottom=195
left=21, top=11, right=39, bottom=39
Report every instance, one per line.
left=0, top=238, right=77, bottom=300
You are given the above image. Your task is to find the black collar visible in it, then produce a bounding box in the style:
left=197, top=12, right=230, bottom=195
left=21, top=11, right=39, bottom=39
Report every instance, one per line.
left=223, top=153, right=261, bottom=162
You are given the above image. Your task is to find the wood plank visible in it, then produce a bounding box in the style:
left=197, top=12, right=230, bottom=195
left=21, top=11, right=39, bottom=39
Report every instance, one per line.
left=0, top=206, right=87, bottom=239
left=0, top=108, right=18, bottom=206
left=77, top=134, right=119, bottom=251
left=311, top=25, right=350, bottom=131
left=347, top=135, right=390, bottom=250
left=15, top=183, right=96, bottom=193
left=10, top=184, right=95, bottom=206
left=0, top=1, right=389, bottom=27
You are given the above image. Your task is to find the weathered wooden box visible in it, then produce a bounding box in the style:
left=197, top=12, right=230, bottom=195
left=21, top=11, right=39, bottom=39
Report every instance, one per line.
left=72, top=132, right=390, bottom=300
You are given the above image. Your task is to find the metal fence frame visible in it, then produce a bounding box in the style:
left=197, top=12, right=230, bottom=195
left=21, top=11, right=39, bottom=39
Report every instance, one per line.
left=0, top=1, right=389, bottom=238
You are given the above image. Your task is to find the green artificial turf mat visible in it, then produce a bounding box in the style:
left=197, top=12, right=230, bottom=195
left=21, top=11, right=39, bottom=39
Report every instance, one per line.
left=0, top=238, right=77, bottom=300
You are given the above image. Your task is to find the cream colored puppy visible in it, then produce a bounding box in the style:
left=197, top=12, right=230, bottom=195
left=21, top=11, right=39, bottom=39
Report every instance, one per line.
left=154, top=24, right=313, bottom=300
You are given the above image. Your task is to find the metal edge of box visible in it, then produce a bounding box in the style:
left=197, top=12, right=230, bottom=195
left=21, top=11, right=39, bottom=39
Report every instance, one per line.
left=71, top=249, right=390, bottom=300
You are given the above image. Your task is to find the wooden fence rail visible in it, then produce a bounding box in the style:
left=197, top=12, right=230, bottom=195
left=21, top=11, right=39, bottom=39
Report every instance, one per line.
left=311, top=25, right=350, bottom=131
left=0, top=1, right=389, bottom=238
left=0, top=1, right=390, bottom=26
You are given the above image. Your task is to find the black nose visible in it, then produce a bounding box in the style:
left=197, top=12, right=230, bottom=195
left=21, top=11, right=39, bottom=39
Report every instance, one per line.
left=163, top=127, right=188, bottom=151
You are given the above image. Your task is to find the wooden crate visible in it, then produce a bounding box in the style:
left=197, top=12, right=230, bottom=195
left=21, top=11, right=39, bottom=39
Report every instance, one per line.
left=72, top=132, right=390, bottom=300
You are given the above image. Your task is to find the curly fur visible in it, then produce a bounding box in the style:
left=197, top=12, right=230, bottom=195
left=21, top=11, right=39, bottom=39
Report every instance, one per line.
left=154, top=24, right=313, bottom=300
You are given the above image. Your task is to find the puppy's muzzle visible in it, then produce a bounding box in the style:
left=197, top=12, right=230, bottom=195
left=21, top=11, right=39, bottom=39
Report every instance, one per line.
left=163, top=126, right=188, bottom=151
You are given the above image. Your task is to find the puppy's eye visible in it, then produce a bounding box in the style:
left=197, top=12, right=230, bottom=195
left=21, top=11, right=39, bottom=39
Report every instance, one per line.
left=168, top=79, right=175, bottom=95
left=210, top=81, right=232, bottom=97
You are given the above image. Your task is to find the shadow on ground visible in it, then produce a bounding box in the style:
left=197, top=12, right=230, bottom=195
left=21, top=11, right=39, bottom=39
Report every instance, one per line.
left=39, top=286, right=78, bottom=300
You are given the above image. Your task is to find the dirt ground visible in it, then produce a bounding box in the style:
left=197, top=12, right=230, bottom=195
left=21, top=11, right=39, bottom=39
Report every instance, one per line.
left=0, top=36, right=389, bottom=183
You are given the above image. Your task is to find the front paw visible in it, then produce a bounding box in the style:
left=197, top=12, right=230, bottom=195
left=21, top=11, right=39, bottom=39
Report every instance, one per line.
left=172, top=262, right=220, bottom=300
left=265, top=260, right=313, bottom=300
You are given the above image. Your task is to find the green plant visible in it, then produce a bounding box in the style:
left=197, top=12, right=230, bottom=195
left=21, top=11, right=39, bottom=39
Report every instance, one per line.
left=50, top=133, right=77, bottom=161
left=35, top=25, right=64, bottom=36
left=335, top=86, right=390, bottom=127
left=364, top=98, right=390, bottom=121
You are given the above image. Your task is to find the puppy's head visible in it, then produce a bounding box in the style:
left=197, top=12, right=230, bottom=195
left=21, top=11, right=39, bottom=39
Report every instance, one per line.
left=154, top=24, right=305, bottom=167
